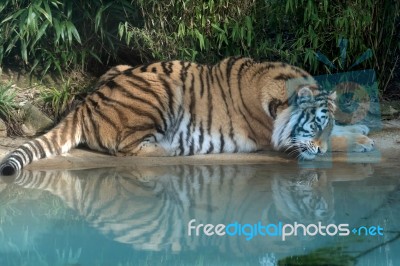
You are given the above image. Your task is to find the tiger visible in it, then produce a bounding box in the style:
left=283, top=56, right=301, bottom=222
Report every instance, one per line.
left=0, top=57, right=374, bottom=176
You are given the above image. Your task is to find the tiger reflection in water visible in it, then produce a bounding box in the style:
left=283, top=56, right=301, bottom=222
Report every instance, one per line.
left=1, top=164, right=372, bottom=254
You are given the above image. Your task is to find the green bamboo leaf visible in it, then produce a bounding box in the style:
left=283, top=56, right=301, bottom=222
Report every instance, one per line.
left=118, top=22, right=125, bottom=40
left=195, top=29, right=205, bottom=50
left=88, top=50, right=102, bottom=63
left=245, top=16, right=253, bottom=47
left=21, top=41, right=28, bottom=63
left=36, top=6, right=52, bottom=23
left=1, top=9, right=25, bottom=24
left=95, top=7, right=104, bottom=33
left=66, top=1, right=72, bottom=18
left=65, top=21, right=81, bottom=44
left=211, top=23, right=223, bottom=33
left=31, top=21, right=49, bottom=47
left=65, top=21, right=72, bottom=44
left=53, top=17, right=61, bottom=43
left=70, top=23, right=81, bottom=44
left=44, top=0, right=52, bottom=22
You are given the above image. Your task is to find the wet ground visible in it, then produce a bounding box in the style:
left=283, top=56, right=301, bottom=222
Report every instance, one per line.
left=0, top=121, right=399, bottom=265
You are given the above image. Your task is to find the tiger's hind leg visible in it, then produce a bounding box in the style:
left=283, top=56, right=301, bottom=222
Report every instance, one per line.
left=330, top=124, right=375, bottom=152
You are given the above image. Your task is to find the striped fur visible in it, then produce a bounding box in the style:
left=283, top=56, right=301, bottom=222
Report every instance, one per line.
left=0, top=57, right=374, bottom=176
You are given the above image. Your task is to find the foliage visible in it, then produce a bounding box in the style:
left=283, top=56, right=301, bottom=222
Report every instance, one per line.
left=39, top=78, right=84, bottom=119
left=283, top=0, right=400, bottom=94
left=119, top=0, right=258, bottom=62
left=0, top=80, right=17, bottom=121
left=277, top=246, right=355, bottom=266
left=0, top=0, right=139, bottom=76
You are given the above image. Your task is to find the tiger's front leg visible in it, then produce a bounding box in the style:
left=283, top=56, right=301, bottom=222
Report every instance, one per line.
left=330, top=124, right=375, bottom=152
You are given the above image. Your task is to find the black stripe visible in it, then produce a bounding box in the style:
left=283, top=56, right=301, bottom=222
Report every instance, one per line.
left=121, top=68, right=134, bottom=77
left=178, top=132, right=184, bottom=155
left=123, top=124, right=157, bottom=136
left=58, top=113, right=73, bottom=151
left=207, top=69, right=213, bottom=134
left=268, top=98, right=283, bottom=119
left=215, top=67, right=227, bottom=101
left=84, top=103, right=109, bottom=152
left=81, top=105, right=95, bottom=147
left=229, top=123, right=238, bottom=153
left=170, top=105, right=184, bottom=141
left=13, top=150, right=28, bottom=164
left=10, top=155, right=23, bottom=168
left=237, top=61, right=269, bottom=128
left=188, top=73, right=196, bottom=139
left=140, top=63, right=150, bottom=72
left=121, top=80, right=167, bottom=111
left=206, top=142, right=214, bottom=154
left=189, top=137, right=195, bottom=155
left=198, top=121, right=204, bottom=152
left=185, top=118, right=191, bottom=144
left=87, top=98, right=118, bottom=129
left=199, top=66, right=205, bottom=97
left=219, top=128, right=225, bottom=153
left=25, top=141, right=39, bottom=159
left=32, top=139, right=46, bottom=158
left=179, top=61, right=190, bottom=93
left=238, top=107, right=257, bottom=140
left=41, top=136, right=57, bottom=154
left=161, top=61, right=174, bottom=76
left=19, top=146, right=33, bottom=163
left=274, top=73, right=296, bottom=80
left=158, top=76, right=175, bottom=118
left=250, top=62, right=275, bottom=80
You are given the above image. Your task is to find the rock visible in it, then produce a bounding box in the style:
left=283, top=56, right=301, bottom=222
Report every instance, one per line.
left=381, top=101, right=400, bottom=119
left=0, top=118, right=7, bottom=137
left=19, top=102, right=53, bottom=136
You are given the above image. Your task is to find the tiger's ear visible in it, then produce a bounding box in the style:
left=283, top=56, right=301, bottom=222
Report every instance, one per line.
left=296, top=86, right=314, bottom=106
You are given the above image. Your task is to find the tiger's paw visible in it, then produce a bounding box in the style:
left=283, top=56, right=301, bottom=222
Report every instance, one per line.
left=136, top=142, right=169, bottom=156
left=352, top=135, right=375, bottom=152
left=330, top=133, right=375, bottom=153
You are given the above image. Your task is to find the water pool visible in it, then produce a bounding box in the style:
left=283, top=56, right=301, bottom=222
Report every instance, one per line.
left=0, top=162, right=399, bottom=265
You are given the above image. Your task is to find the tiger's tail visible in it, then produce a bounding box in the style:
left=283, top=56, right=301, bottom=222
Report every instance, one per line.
left=0, top=109, right=82, bottom=176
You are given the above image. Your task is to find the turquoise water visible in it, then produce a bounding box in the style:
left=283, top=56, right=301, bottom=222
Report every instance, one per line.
left=0, top=162, right=399, bottom=265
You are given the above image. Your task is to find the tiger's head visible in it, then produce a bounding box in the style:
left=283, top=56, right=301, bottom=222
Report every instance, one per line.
left=272, top=86, right=336, bottom=160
